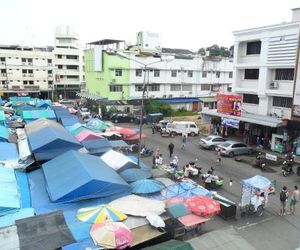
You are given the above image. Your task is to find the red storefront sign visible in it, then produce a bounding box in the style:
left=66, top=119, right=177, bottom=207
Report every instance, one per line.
left=217, top=94, right=242, bottom=117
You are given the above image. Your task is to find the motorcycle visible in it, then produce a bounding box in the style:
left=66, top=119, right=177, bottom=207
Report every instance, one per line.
left=282, top=160, right=293, bottom=177
left=140, top=147, right=154, bottom=157
left=251, top=153, right=266, bottom=170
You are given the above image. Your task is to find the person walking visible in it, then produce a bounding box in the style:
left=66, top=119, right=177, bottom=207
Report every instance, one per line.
left=279, top=186, right=289, bottom=216
left=151, top=123, right=155, bottom=134
left=181, top=134, right=187, bottom=150
left=168, top=142, right=174, bottom=158
left=216, top=148, right=222, bottom=166
left=289, top=185, right=299, bottom=215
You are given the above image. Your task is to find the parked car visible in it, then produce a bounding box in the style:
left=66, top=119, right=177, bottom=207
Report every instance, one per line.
left=80, top=107, right=91, bottom=117
left=59, top=99, right=74, bottom=104
left=199, top=135, right=227, bottom=150
left=216, top=141, right=252, bottom=157
left=166, top=121, right=199, bottom=136
left=111, top=113, right=133, bottom=123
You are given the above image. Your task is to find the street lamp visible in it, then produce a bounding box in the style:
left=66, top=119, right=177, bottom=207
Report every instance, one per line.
left=115, top=51, right=174, bottom=167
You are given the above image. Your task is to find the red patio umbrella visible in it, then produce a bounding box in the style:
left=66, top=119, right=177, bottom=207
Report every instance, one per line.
left=109, top=127, right=136, bottom=136
left=183, top=195, right=221, bottom=217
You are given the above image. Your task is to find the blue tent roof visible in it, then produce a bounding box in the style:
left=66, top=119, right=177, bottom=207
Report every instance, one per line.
left=109, top=140, right=129, bottom=149
left=86, top=118, right=108, bottom=131
left=54, top=109, right=70, bottom=120
left=42, top=150, right=130, bottom=202
left=59, top=115, right=79, bottom=127
left=25, top=119, right=82, bottom=161
left=119, top=168, right=152, bottom=182
left=0, top=125, right=9, bottom=142
left=0, top=168, right=20, bottom=216
left=0, top=142, right=19, bottom=160
left=81, top=138, right=112, bottom=155
left=66, top=122, right=83, bottom=133
left=242, top=175, right=271, bottom=190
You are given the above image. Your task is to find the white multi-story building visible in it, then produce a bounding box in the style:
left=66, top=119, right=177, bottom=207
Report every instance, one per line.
left=232, top=9, right=300, bottom=119
left=128, top=50, right=233, bottom=110
left=0, top=45, right=54, bottom=98
left=54, top=26, right=85, bottom=99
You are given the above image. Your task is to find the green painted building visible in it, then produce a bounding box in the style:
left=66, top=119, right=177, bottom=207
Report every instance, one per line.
left=84, top=47, right=130, bottom=101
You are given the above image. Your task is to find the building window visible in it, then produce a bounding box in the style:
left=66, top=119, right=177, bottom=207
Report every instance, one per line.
left=243, top=94, right=259, bottom=104
left=28, top=70, right=33, bottom=74
left=154, top=70, right=160, bottom=77
left=275, top=69, right=294, bottom=81
left=170, top=84, right=181, bottom=91
left=202, top=71, right=207, bottom=78
left=227, top=86, right=232, bottom=92
left=109, top=85, right=123, bottom=92
left=273, top=96, right=292, bottom=108
left=136, top=69, right=142, bottom=77
left=246, top=41, right=261, bottom=55
left=67, top=75, right=79, bottom=79
left=201, top=84, right=210, bottom=91
left=28, top=58, right=33, bottom=63
left=229, top=72, right=233, bottom=78
left=57, top=55, right=62, bottom=59
left=0, top=57, right=5, bottom=62
left=66, top=55, right=78, bottom=60
left=58, top=65, right=63, bottom=69
left=66, top=65, right=78, bottom=70
left=48, top=81, right=53, bottom=85
left=182, top=84, right=192, bottom=91
left=23, top=81, right=28, bottom=85
left=244, top=69, right=259, bottom=80
left=115, top=69, right=122, bottom=77
left=148, top=84, right=160, bottom=91
left=171, top=70, right=177, bottom=77
left=188, top=71, right=193, bottom=78
left=48, top=70, right=52, bottom=74
left=216, top=71, right=220, bottom=78
left=47, top=59, right=52, bottom=64
left=21, top=58, right=26, bottom=63
left=29, top=81, right=34, bottom=85
left=135, top=85, right=144, bottom=92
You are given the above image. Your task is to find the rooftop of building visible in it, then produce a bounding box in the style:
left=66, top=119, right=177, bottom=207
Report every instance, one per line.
left=0, top=45, right=54, bottom=52
left=87, top=39, right=125, bottom=46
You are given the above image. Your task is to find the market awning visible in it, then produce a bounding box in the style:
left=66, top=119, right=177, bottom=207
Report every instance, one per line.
left=157, top=98, right=200, bottom=103
left=201, top=109, right=284, bottom=128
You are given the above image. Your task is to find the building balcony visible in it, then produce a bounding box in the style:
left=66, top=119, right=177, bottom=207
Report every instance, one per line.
left=237, top=55, right=260, bottom=64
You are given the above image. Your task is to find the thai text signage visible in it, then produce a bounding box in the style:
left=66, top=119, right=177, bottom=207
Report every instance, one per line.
left=217, top=94, right=242, bottom=117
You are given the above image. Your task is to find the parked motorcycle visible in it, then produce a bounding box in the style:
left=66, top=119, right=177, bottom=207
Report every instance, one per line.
left=140, top=147, right=154, bottom=157
left=282, top=160, right=293, bottom=177
left=251, top=153, right=266, bottom=170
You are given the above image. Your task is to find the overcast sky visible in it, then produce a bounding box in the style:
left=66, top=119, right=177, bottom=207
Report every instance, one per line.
left=0, top=0, right=299, bottom=51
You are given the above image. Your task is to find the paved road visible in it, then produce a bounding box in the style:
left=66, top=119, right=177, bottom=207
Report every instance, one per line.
left=134, top=125, right=300, bottom=250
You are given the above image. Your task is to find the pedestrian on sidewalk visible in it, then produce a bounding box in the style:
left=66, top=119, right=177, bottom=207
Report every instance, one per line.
left=168, top=142, right=174, bottom=158
left=289, top=185, right=299, bottom=215
left=181, top=134, right=187, bottom=150
left=279, top=186, right=289, bottom=216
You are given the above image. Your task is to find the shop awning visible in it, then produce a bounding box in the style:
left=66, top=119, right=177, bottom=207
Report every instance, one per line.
left=201, top=109, right=284, bottom=128
left=158, top=98, right=199, bottom=103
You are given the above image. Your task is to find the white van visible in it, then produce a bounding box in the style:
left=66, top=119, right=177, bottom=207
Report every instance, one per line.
left=166, top=121, right=199, bottom=136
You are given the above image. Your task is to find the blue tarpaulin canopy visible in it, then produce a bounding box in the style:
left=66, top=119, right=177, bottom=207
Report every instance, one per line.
left=53, top=108, right=70, bottom=120
left=0, top=142, right=19, bottom=160
left=25, top=119, right=82, bottom=161
left=42, top=150, right=130, bottom=202
left=81, top=138, right=112, bottom=155
left=119, top=168, right=152, bottom=183
left=59, top=115, right=80, bottom=127
left=86, top=118, right=108, bottom=132
left=0, top=168, right=20, bottom=216
left=109, top=140, right=129, bottom=149
left=242, top=175, right=271, bottom=190
left=0, top=125, right=9, bottom=142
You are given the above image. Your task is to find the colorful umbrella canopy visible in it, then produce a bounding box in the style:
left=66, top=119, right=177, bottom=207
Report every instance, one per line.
left=77, top=205, right=127, bottom=224
left=90, top=222, right=132, bottom=249
left=130, top=179, right=165, bottom=194
left=183, top=195, right=221, bottom=217
left=123, top=133, right=147, bottom=141
left=109, top=126, right=136, bottom=136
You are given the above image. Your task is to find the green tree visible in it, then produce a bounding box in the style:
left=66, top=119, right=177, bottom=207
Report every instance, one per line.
left=145, top=100, right=172, bottom=116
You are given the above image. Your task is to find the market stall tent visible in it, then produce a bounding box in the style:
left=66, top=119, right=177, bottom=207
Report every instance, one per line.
left=75, top=130, right=103, bottom=142
left=59, top=115, right=79, bottom=127
left=81, top=138, right=112, bottom=155
left=25, top=119, right=82, bottom=161
left=42, top=150, right=130, bottom=202
left=0, top=125, right=9, bottom=142
left=22, top=110, right=56, bottom=123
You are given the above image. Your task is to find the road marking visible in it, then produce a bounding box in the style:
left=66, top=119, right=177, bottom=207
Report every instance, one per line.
left=236, top=217, right=274, bottom=230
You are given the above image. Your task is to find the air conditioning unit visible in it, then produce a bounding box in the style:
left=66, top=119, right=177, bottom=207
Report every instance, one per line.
left=270, top=81, right=278, bottom=89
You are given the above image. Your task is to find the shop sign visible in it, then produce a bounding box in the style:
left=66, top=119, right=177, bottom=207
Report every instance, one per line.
left=221, top=117, right=240, bottom=128
left=217, top=94, right=242, bottom=117
left=265, top=153, right=277, bottom=162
